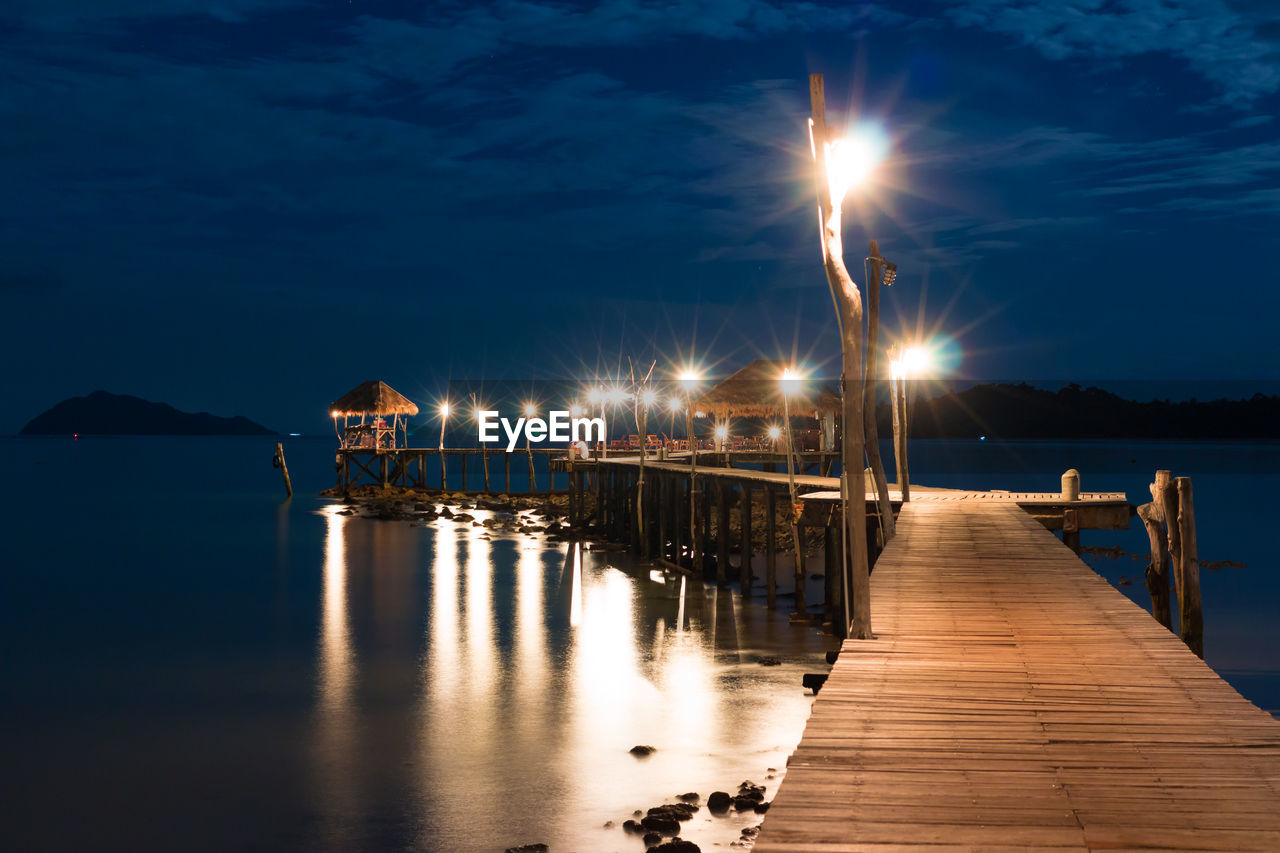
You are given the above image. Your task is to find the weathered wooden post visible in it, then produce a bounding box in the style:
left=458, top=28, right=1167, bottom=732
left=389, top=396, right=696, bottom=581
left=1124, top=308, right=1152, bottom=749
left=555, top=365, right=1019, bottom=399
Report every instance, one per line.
left=1061, top=468, right=1081, bottom=552
left=864, top=242, right=895, bottom=541
left=1176, top=476, right=1204, bottom=658
left=810, top=73, right=872, bottom=638
left=1137, top=484, right=1173, bottom=629
left=273, top=441, right=293, bottom=497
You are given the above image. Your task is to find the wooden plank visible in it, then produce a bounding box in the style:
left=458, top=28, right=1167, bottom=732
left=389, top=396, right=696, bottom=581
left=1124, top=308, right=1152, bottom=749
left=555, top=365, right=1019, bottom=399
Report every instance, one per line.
left=756, top=500, right=1280, bottom=852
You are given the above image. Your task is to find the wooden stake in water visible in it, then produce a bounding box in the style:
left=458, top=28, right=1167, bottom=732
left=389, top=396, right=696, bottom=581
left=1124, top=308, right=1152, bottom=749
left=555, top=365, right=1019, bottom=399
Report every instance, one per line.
left=273, top=441, right=293, bottom=497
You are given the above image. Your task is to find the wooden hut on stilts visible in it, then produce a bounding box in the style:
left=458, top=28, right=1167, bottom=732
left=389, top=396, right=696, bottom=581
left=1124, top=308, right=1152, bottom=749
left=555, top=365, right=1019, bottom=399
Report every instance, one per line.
left=330, top=380, right=420, bottom=491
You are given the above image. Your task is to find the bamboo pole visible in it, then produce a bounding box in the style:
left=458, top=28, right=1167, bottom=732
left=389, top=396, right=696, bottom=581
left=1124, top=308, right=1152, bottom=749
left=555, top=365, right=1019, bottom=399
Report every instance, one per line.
left=1176, top=476, right=1204, bottom=658
left=810, top=73, right=872, bottom=638
left=863, top=242, right=895, bottom=541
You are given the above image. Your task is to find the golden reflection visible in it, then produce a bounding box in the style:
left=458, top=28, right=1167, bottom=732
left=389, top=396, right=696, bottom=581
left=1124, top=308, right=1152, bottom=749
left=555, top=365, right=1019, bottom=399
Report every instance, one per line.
left=314, top=506, right=359, bottom=851
left=463, top=522, right=495, bottom=699
left=515, top=544, right=547, bottom=696
left=569, top=542, right=583, bottom=628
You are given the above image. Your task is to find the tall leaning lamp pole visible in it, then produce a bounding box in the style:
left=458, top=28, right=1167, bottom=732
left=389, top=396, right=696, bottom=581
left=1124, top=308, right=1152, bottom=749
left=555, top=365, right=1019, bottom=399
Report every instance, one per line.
left=809, top=73, right=877, bottom=640
left=678, top=369, right=702, bottom=571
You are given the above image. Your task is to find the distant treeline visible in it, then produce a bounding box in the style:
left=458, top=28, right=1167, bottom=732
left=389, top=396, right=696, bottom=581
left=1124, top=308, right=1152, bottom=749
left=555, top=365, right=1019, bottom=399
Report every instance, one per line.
left=890, top=383, right=1280, bottom=440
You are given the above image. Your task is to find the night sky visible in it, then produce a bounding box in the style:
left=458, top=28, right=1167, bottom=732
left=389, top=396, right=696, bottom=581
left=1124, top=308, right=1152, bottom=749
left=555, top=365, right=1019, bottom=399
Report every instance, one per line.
left=4, top=1, right=1279, bottom=434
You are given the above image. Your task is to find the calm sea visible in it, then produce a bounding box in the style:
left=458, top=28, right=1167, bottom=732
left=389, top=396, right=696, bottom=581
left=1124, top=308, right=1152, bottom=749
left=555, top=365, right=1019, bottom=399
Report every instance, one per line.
left=2, top=436, right=1277, bottom=851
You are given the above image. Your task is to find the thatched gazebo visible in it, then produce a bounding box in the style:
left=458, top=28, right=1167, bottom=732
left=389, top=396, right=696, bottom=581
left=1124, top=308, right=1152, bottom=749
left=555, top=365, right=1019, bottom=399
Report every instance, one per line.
left=329, top=380, right=419, bottom=450
left=693, top=359, right=840, bottom=451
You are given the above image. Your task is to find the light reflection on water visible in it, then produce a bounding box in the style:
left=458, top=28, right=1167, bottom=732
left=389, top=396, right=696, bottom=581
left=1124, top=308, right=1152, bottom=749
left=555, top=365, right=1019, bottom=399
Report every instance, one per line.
left=317, top=507, right=830, bottom=852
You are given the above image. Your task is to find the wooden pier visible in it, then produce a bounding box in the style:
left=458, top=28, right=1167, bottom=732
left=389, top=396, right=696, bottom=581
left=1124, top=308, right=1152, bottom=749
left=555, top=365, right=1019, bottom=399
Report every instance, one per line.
left=755, top=499, right=1280, bottom=851
left=336, top=447, right=570, bottom=493
left=579, top=455, right=1129, bottom=620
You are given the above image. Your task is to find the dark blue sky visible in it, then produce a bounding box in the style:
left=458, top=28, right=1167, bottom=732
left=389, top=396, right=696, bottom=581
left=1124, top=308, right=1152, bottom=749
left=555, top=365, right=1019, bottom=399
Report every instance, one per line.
left=3, top=1, right=1279, bottom=433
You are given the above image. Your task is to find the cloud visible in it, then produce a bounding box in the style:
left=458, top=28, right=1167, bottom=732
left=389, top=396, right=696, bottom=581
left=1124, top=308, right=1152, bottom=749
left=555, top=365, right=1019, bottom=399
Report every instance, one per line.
left=944, top=0, right=1280, bottom=106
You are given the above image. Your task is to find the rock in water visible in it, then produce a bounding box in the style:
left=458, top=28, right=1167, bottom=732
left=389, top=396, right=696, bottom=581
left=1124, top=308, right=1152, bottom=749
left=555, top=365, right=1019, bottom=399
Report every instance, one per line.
left=707, top=791, right=732, bottom=813
left=676, top=792, right=699, bottom=802
left=642, top=831, right=663, bottom=847
left=654, top=840, right=700, bottom=853
left=629, top=744, right=657, bottom=757
left=504, top=845, right=548, bottom=853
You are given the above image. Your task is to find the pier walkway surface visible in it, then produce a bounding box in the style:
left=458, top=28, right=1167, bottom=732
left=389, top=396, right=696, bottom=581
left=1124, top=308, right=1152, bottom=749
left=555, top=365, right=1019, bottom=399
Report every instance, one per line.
left=756, top=500, right=1280, bottom=852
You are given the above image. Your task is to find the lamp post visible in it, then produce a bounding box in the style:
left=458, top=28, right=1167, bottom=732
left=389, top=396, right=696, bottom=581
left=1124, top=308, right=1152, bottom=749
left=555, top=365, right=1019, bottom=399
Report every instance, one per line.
left=470, top=394, right=489, bottom=492
left=780, top=367, right=806, bottom=616
left=678, top=369, right=702, bottom=571
left=523, top=401, right=538, bottom=491
left=863, top=245, right=897, bottom=543
left=809, top=73, right=884, bottom=640
left=438, top=401, right=450, bottom=490
left=897, top=343, right=929, bottom=501
left=587, top=386, right=605, bottom=457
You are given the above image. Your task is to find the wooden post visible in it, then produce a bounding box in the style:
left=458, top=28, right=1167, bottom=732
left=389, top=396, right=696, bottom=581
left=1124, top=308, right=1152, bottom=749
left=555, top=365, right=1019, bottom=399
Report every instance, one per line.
left=717, top=480, right=730, bottom=585
left=273, top=442, right=292, bottom=497
left=1176, top=477, right=1204, bottom=658
left=765, top=487, right=777, bottom=609
left=1062, top=508, right=1080, bottom=554
left=864, top=241, right=895, bottom=541
left=811, top=73, right=872, bottom=639
left=504, top=453, right=511, bottom=494
left=1156, top=469, right=1180, bottom=571
left=740, top=484, right=753, bottom=596
left=1136, top=496, right=1173, bottom=629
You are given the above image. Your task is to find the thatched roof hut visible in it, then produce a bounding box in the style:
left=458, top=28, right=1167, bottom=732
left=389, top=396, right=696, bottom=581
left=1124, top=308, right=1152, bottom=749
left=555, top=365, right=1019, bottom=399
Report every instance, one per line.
left=693, top=359, right=840, bottom=419
left=329, top=380, right=419, bottom=417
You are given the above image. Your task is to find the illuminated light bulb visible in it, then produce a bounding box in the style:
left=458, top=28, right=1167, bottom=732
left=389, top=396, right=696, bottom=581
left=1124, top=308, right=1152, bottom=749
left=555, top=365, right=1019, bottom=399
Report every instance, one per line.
left=826, top=128, right=885, bottom=203
left=439, top=403, right=451, bottom=417
left=667, top=396, right=682, bottom=412
left=714, top=424, right=728, bottom=439
left=780, top=367, right=804, bottom=395
left=587, top=388, right=601, bottom=404
left=570, top=404, right=584, bottom=418
left=523, top=402, right=536, bottom=417
left=768, top=425, right=781, bottom=440
left=640, top=389, right=657, bottom=407
left=902, top=346, right=929, bottom=376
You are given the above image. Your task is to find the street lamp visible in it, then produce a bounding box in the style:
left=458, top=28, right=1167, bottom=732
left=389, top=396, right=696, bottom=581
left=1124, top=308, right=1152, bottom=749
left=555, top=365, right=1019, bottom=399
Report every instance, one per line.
left=808, top=74, right=887, bottom=640
left=471, top=396, right=490, bottom=492
left=437, top=400, right=450, bottom=489
left=779, top=366, right=806, bottom=615
left=678, top=368, right=702, bottom=571
left=889, top=341, right=932, bottom=502
left=523, top=401, right=538, bottom=490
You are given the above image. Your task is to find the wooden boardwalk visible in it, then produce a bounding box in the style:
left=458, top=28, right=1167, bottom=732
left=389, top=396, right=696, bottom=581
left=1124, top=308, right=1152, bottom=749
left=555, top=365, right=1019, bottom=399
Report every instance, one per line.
left=756, top=500, right=1280, bottom=852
